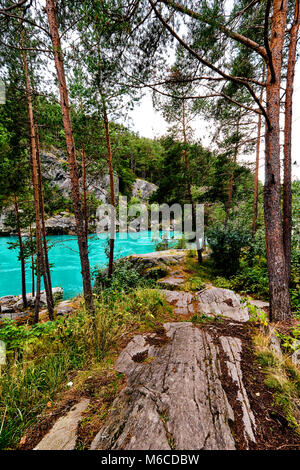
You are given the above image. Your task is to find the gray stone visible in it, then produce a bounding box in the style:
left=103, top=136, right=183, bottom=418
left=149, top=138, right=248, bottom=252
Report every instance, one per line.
left=1, top=287, right=63, bottom=312
left=0, top=312, right=27, bottom=321
left=41, top=151, right=119, bottom=204
left=269, top=327, right=283, bottom=357
left=91, top=322, right=256, bottom=450
left=45, top=212, right=76, bottom=235
left=40, top=287, right=63, bottom=305
left=34, top=399, right=90, bottom=450
left=162, top=290, right=195, bottom=315
left=0, top=295, right=19, bottom=305
left=195, top=287, right=249, bottom=322
left=248, top=299, right=269, bottom=310
left=56, top=300, right=74, bottom=316
left=131, top=179, right=158, bottom=201
left=291, top=341, right=300, bottom=366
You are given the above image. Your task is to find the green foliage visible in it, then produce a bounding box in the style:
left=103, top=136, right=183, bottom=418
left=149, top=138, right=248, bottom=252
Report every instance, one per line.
left=174, top=235, right=187, bottom=249
left=276, top=325, right=300, bottom=354
left=206, top=223, right=251, bottom=275
left=154, top=234, right=171, bottom=251
left=247, top=304, right=269, bottom=327
left=0, top=285, right=169, bottom=450
left=191, top=313, right=223, bottom=325
left=93, top=258, right=155, bottom=295
left=229, top=262, right=269, bottom=298
left=183, top=277, right=206, bottom=292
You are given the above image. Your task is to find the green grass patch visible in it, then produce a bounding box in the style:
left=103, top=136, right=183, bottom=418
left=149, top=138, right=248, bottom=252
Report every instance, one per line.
left=0, top=287, right=170, bottom=450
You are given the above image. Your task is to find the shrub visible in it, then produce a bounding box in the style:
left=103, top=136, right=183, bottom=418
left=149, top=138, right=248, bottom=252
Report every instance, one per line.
left=206, top=223, right=251, bottom=276
left=93, top=258, right=153, bottom=294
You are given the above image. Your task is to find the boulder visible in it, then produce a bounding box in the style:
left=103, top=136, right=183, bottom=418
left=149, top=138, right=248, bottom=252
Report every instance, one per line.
left=55, top=300, right=74, bottom=316
left=41, top=151, right=119, bottom=204
left=195, top=287, right=249, bottom=322
left=131, top=178, right=158, bottom=201
left=45, top=212, right=77, bottom=235
left=162, top=290, right=195, bottom=315
left=0, top=287, right=63, bottom=314
left=291, top=341, right=300, bottom=366
left=157, top=275, right=185, bottom=290
left=269, top=327, right=283, bottom=357
left=126, top=250, right=186, bottom=280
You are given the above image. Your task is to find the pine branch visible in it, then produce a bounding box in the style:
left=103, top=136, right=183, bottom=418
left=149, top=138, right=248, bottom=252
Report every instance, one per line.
left=159, top=0, right=268, bottom=61
left=264, top=0, right=276, bottom=83
left=149, top=0, right=270, bottom=128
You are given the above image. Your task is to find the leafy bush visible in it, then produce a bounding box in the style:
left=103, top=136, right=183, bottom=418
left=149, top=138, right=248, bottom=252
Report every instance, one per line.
left=93, top=258, right=155, bottom=295
left=229, top=262, right=269, bottom=298
left=174, top=236, right=187, bottom=249
left=206, top=223, right=251, bottom=275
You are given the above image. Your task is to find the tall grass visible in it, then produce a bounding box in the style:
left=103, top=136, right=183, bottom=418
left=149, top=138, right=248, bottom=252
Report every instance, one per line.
left=0, top=288, right=168, bottom=449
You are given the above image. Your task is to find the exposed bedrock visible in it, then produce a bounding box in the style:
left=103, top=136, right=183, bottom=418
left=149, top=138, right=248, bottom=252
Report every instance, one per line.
left=91, top=322, right=256, bottom=450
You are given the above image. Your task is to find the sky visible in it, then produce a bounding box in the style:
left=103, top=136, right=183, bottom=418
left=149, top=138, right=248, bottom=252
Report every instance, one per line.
left=128, top=67, right=300, bottom=184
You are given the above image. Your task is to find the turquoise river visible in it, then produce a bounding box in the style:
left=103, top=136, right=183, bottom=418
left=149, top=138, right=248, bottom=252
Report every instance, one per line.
left=0, top=231, right=175, bottom=300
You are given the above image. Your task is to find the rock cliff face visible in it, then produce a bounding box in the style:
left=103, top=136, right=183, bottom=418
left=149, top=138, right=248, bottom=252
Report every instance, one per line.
left=0, top=150, right=158, bottom=235
left=41, top=151, right=119, bottom=204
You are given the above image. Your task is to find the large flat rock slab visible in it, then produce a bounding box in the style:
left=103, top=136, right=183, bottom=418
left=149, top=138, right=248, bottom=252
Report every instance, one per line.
left=91, top=323, right=256, bottom=450
left=195, top=287, right=249, bottom=322
left=34, top=399, right=90, bottom=450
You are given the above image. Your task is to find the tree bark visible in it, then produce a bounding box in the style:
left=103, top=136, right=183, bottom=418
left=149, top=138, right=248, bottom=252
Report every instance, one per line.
left=21, top=28, right=42, bottom=323
left=46, top=0, right=94, bottom=313
left=101, top=93, right=116, bottom=277
left=14, top=194, right=27, bottom=308
left=264, top=0, right=291, bottom=322
left=283, top=0, right=300, bottom=284
left=30, top=224, right=35, bottom=298
left=35, top=124, right=54, bottom=319
left=81, top=142, right=88, bottom=242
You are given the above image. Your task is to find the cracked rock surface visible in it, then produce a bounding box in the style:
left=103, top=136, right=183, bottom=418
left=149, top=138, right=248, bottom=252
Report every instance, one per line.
left=162, top=287, right=249, bottom=322
left=34, top=399, right=90, bottom=450
left=91, top=322, right=256, bottom=450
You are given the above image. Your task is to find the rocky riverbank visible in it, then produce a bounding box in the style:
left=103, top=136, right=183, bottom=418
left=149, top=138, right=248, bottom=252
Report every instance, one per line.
left=0, top=287, right=63, bottom=320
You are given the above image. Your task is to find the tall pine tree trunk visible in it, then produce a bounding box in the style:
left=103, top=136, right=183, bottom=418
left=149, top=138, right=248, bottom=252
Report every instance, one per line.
left=46, top=0, right=94, bottom=313
left=101, top=93, right=115, bottom=277
left=264, top=0, right=291, bottom=322
left=21, top=28, right=42, bottom=323
left=81, top=142, right=88, bottom=242
left=30, top=224, right=35, bottom=298
left=283, top=0, right=299, bottom=283
left=14, top=194, right=27, bottom=308
left=35, top=124, right=54, bottom=318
